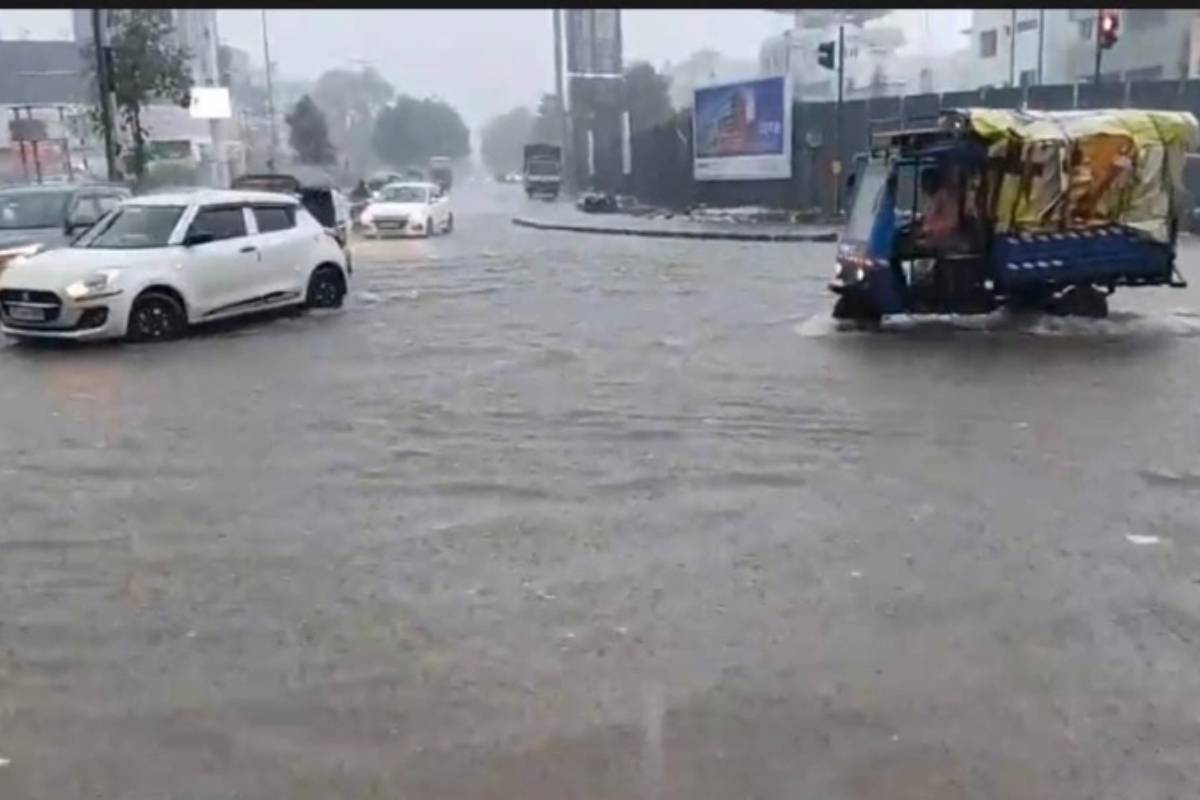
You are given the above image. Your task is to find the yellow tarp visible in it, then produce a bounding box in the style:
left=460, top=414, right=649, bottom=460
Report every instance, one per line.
left=957, top=108, right=1199, bottom=242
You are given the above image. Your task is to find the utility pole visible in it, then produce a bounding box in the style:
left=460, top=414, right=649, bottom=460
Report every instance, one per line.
left=1036, top=8, right=1045, bottom=85
left=203, top=13, right=229, bottom=187
left=90, top=9, right=117, bottom=182
left=553, top=9, right=571, bottom=195
left=834, top=23, right=844, bottom=214
left=261, top=9, right=278, bottom=171
left=1008, top=8, right=1017, bottom=87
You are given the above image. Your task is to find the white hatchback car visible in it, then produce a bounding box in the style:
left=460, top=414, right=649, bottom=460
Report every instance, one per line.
left=0, top=189, right=349, bottom=343
left=359, top=181, right=453, bottom=238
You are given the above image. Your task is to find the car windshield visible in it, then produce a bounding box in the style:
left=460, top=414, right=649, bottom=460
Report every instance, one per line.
left=378, top=185, right=427, bottom=203
left=0, top=189, right=72, bottom=229
left=845, top=163, right=888, bottom=242
left=74, top=204, right=184, bottom=249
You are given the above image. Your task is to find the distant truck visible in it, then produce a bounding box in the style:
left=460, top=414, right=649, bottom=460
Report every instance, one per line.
left=523, top=143, right=562, bottom=200
left=429, top=157, right=453, bottom=193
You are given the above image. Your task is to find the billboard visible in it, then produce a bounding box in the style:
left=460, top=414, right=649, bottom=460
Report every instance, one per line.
left=566, top=9, right=622, bottom=77
left=693, top=76, right=792, bottom=181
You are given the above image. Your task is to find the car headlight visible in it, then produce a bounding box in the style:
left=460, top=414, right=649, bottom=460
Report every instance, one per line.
left=360, top=209, right=375, bottom=224
left=0, top=243, right=43, bottom=265
left=65, top=269, right=122, bottom=300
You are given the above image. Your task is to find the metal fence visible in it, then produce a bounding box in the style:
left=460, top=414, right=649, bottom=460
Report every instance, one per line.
left=629, top=78, right=1200, bottom=216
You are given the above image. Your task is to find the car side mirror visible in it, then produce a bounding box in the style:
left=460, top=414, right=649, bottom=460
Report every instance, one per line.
left=184, top=231, right=215, bottom=247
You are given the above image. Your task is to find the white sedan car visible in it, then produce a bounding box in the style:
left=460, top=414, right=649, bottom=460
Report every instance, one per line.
left=358, top=182, right=453, bottom=238
left=0, top=189, right=350, bottom=343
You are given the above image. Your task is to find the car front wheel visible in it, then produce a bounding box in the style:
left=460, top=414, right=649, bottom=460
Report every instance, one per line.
left=306, top=265, right=345, bottom=309
left=127, top=290, right=186, bottom=343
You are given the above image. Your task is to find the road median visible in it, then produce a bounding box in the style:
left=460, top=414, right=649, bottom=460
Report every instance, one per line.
left=512, top=216, right=839, bottom=243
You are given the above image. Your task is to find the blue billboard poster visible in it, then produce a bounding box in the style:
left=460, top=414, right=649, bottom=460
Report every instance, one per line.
left=693, top=76, right=793, bottom=181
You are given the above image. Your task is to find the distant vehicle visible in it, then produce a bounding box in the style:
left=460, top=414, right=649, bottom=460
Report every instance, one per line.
left=0, top=183, right=131, bottom=276
left=523, top=143, right=562, bottom=199
left=429, top=157, right=453, bottom=193
left=367, top=172, right=405, bottom=193
left=0, top=189, right=349, bottom=343
left=358, top=181, right=453, bottom=238
left=831, top=107, right=1200, bottom=323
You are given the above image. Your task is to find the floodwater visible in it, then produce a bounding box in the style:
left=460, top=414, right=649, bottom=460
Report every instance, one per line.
left=3, top=181, right=1200, bottom=798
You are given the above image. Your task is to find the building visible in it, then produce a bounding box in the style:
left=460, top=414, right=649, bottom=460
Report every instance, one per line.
left=664, top=49, right=757, bottom=109
left=0, top=40, right=95, bottom=182
left=759, top=10, right=926, bottom=101
left=965, top=9, right=1196, bottom=88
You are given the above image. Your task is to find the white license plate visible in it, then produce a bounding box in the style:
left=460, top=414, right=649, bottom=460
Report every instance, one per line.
left=378, top=221, right=403, bottom=229
left=8, top=306, right=44, bottom=322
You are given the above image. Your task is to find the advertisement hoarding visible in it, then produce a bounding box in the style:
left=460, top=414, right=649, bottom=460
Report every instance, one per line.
left=565, top=9, right=622, bottom=77
left=693, top=75, right=792, bottom=182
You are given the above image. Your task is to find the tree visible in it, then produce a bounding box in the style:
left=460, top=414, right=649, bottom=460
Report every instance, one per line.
left=623, top=61, right=672, bottom=133
left=286, top=95, right=335, bottom=164
left=531, top=94, right=562, bottom=144
left=82, top=10, right=193, bottom=181
left=312, top=67, right=395, bottom=174
left=371, top=95, right=471, bottom=168
left=480, top=106, right=535, bottom=175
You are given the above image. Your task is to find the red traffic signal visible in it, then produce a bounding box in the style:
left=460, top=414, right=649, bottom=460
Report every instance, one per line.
left=1098, top=9, right=1119, bottom=50
left=817, top=40, right=836, bottom=71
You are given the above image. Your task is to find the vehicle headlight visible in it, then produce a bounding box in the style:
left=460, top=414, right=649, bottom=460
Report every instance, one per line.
left=65, top=269, right=122, bottom=300
left=0, top=243, right=43, bottom=265
left=360, top=208, right=375, bottom=224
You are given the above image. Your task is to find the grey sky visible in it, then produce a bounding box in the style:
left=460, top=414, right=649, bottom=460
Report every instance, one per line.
left=5, top=8, right=970, bottom=128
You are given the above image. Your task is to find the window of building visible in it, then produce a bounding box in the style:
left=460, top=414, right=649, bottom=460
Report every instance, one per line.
left=1016, top=18, right=1038, bottom=33
left=1079, top=19, right=1093, bottom=40
left=980, top=29, right=997, bottom=58
left=1019, top=69, right=1037, bottom=87
left=1126, top=9, right=1165, bottom=31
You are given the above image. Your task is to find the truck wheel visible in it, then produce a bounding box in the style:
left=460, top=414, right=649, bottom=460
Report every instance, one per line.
left=1049, top=285, right=1108, bottom=318
left=445, top=213, right=454, bottom=234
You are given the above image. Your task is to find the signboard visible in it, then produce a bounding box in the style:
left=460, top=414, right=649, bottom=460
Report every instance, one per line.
left=189, top=87, right=231, bottom=120
left=9, top=118, right=48, bottom=142
left=566, top=9, right=622, bottom=77
left=693, top=75, right=792, bottom=182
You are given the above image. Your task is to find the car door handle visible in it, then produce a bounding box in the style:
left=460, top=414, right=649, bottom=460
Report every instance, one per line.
left=239, top=245, right=257, bottom=253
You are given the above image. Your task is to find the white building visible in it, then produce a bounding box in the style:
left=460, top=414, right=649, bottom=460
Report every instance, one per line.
left=965, top=9, right=1197, bottom=88
left=759, top=9, right=975, bottom=101
left=664, top=49, right=757, bottom=109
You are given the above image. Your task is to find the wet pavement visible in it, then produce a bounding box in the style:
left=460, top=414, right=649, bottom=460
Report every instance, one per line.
left=4, top=181, right=1200, bottom=798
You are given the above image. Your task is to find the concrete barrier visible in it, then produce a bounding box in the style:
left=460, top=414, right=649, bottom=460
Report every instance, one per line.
left=511, top=217, right=839, bottom=243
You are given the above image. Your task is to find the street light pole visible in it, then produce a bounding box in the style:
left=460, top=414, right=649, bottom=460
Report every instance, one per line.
left=261, top=9, right=278, bottom=170
left=553, top=9, right=571, bottom=195
left=834, top=23, right=844, bottom=213
left=90, top=9, right=117, bottom=182
left=1093, top=8, right=1103, bottom=84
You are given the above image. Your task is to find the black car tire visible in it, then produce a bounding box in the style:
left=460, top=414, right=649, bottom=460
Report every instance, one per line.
left=305, top=265, right=345, bottom=309
left=445, top=213, right=454, bottom=234
left=127, top=290, right=186, bottom=343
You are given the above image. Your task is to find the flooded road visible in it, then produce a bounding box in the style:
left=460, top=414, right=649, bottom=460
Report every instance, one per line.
left=4, top=181, right=1200, bottom=798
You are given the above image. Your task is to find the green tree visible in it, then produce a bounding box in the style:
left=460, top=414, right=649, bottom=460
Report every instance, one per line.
left=312, top=67, right=395, bottom=173
left=286, top=95, right=335, bottom=165
left=480, top=106, right=535, bottom=175
left=371, top=95, right=470, bottom=168
left=82, top=10, right=193, bottom=181
left=623, top=61, right=672, bottom=132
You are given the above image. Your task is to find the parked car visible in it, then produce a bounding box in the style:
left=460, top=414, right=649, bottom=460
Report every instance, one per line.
left=0, top=189, right=349, bottom=343
left=0, top=182, right=131, bottom=276
left=358, top=182, right=453, bottom=238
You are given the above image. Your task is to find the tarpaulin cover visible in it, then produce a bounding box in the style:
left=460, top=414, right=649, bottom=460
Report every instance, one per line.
left=956, top=108, right=1199, bottom=242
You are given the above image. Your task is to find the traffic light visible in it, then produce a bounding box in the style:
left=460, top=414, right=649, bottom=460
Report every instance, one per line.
left=1098, top=9, right=1119, bottom=50
left=817, top=40, right=836, bottom=71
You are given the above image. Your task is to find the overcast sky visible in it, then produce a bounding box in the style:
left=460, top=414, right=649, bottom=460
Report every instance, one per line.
left=6, top=8, right=970, bottom=128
